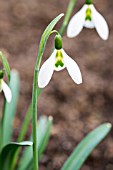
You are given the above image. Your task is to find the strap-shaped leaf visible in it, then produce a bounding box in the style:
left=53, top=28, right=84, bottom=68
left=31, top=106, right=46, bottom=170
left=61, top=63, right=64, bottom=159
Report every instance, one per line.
left=17, top=116, right=53, bottom=170
left=0, top=141, right=32, bottom=170
left=2, top=70, right=20, bottom=146
left=61, top=123, right=112, bottom=170
left=0, top=51, right=10, bottom=81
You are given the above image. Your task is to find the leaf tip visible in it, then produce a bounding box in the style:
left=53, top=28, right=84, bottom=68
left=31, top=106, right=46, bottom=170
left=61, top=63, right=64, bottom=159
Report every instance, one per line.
left=11, top=69, right=19, bottom=75
left=21, top=141, right=33, bottom=146
left=48, top=116, right=53, bottom=121
left=106, top=123, right=112, bottom=129
left=0, top=51, right=2, bottom=55
left=60, top=13, right=64, bottom=17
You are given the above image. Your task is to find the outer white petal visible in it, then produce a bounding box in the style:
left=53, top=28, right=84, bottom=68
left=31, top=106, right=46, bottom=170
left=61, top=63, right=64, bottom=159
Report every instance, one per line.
left=67, top=4, right=88, bottom=37
left=2, top=80, right=12, bottom=102
left=38, top=50, right=56, bottom=88
left=84, top=20, right=95, bottom=28
left=62, top=49, right=82, bottom=84
left=90, top=4, right=109, bottom=40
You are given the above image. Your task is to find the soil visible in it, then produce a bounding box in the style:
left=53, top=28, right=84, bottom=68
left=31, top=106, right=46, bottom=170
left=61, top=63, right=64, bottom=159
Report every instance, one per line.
left=0, top=0, right=113, bottom=170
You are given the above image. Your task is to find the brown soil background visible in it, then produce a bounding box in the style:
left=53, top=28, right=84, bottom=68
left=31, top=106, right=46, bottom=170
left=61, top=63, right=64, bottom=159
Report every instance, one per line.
left=0, top=0, right=113, bottom=170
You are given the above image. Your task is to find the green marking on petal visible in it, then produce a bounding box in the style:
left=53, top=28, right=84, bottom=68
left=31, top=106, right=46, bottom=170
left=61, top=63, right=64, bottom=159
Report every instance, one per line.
left=55, top=50, right=64, bottom=68
left=85, top=7, right=92, bottom=21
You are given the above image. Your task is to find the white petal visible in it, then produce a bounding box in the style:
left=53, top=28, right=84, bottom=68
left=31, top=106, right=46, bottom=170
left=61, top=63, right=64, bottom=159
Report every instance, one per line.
left=84, top=20, right=95, bottom=28
left=90, top=4, right=109, bottom=40
left=62, top=50, right=82, bottom=84
left=38, top=50, right=56, bottom=88
left=2, top=80, right=12, bottom=102
left=67, top=5, right=88, bottom=37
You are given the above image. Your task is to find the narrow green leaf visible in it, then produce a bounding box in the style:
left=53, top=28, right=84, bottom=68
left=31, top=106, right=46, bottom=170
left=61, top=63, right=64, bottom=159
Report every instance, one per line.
left=0, top=51, right=10, bottom=81
left=10, top=105, right=32, bottom=170
left=18, top=104, right=32, bottom=142
left=0, top=141, right=32, bottom=170
left=2, top=70, right=20, bottom=146
left=17, top=116, right=53, bottom=170
left=8, top=106, right=32, bottom=170
left=10, top=87, right=42, bottom=170
left=38, top=116, right=53, bottom=157
left=61, top=123, right=112, bottom=170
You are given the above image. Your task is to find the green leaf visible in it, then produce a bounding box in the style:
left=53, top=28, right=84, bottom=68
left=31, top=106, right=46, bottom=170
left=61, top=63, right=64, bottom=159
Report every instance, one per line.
left=0, top=141, right=32, bottom=170
left=0, top=51, right=10, bottom=81
left=10, top=105, right=32, bottom=170
left=61, top=123, right=112, bottom=170
left=17, top=116, right=53, bottom=170
left=18, top=104, right=32, bottom=142
left=10, top=88, right=42, bottom=170
left=36, top=13, right=64, bottom=70
left=38, top=116, right=53, bottom=157
left=2, top=70, right=20, bottom=146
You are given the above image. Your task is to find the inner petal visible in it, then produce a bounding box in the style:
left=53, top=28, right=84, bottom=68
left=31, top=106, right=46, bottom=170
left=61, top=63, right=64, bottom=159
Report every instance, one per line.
left=84, top=6, right=95, bottom=28
left=84, top=20, right=95, bottom=28
left=54, top=50, right=65, bottom=71
left=85, top=7, right=92, bottom=21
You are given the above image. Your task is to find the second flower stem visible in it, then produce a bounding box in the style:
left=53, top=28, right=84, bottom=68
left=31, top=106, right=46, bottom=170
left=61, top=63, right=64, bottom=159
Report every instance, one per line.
left=60, top=0, right=77, bottom=36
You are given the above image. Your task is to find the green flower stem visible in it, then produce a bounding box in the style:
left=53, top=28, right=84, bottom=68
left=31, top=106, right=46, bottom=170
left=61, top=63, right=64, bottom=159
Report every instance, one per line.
left=59, top=0, right=77, bottom=36
left=32, top=40, right=46, bottom=170
left=31, top=13, right=66, bottom=170
left=32, top=70, right=39, bottom=170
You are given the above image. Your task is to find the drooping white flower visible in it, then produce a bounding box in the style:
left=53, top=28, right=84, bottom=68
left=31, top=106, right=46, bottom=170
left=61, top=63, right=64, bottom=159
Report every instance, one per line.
left=67, top=4, right=109, bottom=40
left=0, top=79, right=12, bottom=102
left=38, top=49, right=82, bottom=88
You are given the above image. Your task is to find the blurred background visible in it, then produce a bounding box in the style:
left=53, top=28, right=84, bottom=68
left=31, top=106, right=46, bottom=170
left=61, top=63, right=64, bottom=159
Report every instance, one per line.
left=0, top=0, right=113, bottom=169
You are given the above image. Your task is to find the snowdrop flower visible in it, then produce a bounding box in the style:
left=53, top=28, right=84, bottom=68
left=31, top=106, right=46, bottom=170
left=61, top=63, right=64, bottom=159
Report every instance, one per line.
left=0, top=70, right=12, bottom=102
left=38, top=34, right=82, bottom=88
left=67, top=1, right=109, bottom=40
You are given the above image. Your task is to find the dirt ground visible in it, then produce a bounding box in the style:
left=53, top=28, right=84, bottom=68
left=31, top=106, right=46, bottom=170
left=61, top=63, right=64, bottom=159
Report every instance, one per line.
left=0, top=0, right=113, bottom=170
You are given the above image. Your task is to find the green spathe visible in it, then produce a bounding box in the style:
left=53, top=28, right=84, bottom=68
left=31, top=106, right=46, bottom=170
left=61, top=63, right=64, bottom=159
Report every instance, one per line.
left=0, top=70, right=4, bottom=79
left=86, top=0, right=92, bottom=4
left=54, top=34, right=62, bottom=50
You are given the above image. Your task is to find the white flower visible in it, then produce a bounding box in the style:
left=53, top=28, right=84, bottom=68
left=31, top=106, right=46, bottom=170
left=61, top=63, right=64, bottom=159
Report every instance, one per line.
left=38, top=49, right=82, bottom=88
left=0, top=79, right=12, bottom=102
left=67, top=4, right=109, bottom=40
